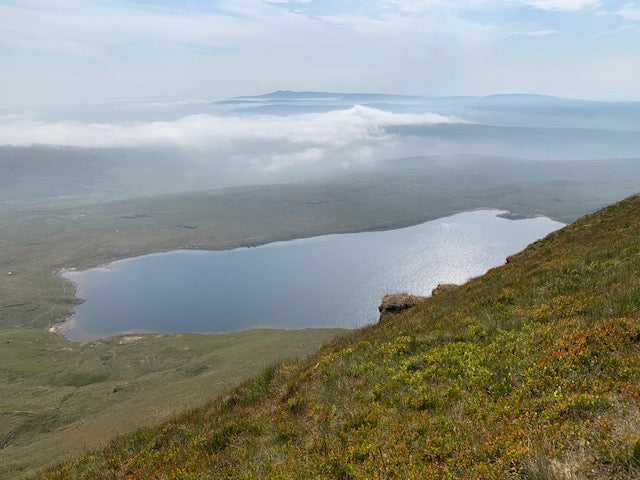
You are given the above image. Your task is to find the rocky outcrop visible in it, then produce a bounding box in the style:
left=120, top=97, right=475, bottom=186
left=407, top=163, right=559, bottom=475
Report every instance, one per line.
left=378, top=285, right=459, bottom=322
left=431, top=283, right=459, bottom=296
left=378, top=293, right=424, bottom=322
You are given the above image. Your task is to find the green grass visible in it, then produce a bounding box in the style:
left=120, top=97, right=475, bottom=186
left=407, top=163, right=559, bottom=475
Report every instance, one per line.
left=35, top=194, right=640, bottom=479
left=2, top=157, right=639, bottom=478
left=0, top=328, right=343, bottom=479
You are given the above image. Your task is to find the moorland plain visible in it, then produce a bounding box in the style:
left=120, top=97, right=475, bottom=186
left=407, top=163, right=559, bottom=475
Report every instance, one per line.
left=1, top=154, right=639, bottom=477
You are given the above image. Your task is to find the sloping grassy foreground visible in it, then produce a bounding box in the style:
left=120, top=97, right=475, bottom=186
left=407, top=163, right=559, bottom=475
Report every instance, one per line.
left=38, top=195, right=640, bottom=479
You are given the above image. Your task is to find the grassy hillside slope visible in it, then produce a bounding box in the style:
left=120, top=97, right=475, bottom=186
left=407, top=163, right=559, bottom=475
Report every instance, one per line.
left=0, top=329, right=344, bottom=480
left=39, top=194, right=640, bottom=479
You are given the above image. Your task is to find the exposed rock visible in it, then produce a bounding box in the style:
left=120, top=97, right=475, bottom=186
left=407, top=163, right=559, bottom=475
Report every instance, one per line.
left=431, top=283, right=459, bottom=296
left=378, top=293, right=424, bottom=322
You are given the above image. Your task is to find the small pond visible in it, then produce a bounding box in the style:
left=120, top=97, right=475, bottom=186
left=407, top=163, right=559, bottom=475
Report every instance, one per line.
left=59, top=210, right=564, bottom=341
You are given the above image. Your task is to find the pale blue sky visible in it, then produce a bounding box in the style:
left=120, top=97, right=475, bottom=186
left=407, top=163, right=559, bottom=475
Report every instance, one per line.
left=1, top=0, right=639, bottom=105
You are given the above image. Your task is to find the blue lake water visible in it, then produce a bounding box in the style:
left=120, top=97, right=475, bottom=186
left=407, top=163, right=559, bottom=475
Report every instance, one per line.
left=59, top=210, right=564, bottom=341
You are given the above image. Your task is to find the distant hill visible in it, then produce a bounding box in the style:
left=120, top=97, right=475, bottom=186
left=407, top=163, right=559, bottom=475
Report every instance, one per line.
left=234, top=90, right=427, bottom=102
left=227, top=90, right=640, bottom=110
left=216, top=91, right=640, bottom=130
left=472, top=93, right=597, bottom=107
left=38, top=194, right=640, bottom=479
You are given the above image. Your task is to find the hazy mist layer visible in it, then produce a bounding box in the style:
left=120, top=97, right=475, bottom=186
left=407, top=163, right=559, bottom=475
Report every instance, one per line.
left=2, top=92, right=639, bottom=202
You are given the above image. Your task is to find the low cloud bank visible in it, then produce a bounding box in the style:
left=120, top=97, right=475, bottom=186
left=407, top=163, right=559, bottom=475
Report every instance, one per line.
left=0, top=106, right=461, bottom=149
left=0, top=106, right=463, bottom=177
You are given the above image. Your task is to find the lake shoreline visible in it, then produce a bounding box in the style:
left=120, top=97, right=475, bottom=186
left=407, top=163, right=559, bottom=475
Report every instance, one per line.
left=55, top=210, right=564, bottom=342
left=50, top=209, right=506, bottom=342
left=50, top=268, right=84, bottom=342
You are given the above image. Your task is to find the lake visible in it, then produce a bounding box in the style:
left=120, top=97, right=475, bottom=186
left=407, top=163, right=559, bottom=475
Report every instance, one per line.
left=58, top=210, right=564, bottom=341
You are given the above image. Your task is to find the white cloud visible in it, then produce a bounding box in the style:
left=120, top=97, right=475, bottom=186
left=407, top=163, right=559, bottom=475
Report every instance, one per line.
left=1, top=0, right=637, bottom=105
left=0, top=107, right=461, bottom=148
left=0, top=0, right=280, bottom=58
left=618, top=3, right=640, bottom=20
left=513, top=29, right=560, bottom=36
left=265, top=0, right=311, bottom=4
left=518, top=0, right=600, bottom=11
left=378, top=0, right=451, bottom=14
left=316, top=13, right=400, bottom=29
left=0, top=107, right=464, bottom=173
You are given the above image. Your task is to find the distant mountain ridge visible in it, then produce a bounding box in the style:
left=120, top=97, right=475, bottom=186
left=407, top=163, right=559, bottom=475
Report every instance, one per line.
left=227, top=90, right=640, bottom=106
left=217, top=91, right=640, bottom=130
left=235, top=90, right=427, bottom=102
